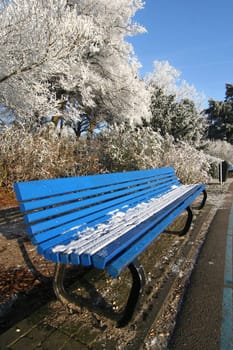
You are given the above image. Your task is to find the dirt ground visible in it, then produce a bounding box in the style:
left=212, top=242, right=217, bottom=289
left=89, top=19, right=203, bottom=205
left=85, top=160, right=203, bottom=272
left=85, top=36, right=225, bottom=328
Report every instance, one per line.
left=0, top=189, right=55, bottom=309
left=0, top=188, right=17, bottom=209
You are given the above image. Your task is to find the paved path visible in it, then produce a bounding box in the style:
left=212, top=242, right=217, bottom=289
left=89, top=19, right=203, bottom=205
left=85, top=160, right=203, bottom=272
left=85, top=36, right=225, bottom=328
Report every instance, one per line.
left=168, top=183, right=233, bottom=350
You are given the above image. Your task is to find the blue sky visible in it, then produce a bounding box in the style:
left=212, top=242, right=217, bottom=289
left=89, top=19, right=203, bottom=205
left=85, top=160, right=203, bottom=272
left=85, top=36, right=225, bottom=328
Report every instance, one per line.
left=128, top=0, right=233, bottom=105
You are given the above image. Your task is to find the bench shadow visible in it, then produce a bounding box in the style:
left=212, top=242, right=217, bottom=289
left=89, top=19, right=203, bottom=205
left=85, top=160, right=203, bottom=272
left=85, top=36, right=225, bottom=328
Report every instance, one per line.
left=17, top=237, right=120, bottom=321
left=165, top=204, right=201, bottom=236
left=60, top=267, right=124, bottom=323
left=1, top=241, right=120, bottom=333
left=0, top=200, right=203, bottom=330
left=0, top=207, right=122, bottom=329
left=165, top=211, right=188, bottom=235
left=0, top=205, right=194, bottom=330
left=17, top=237, right=51, bottom=283
left=0, top=207, right=25, bottom=240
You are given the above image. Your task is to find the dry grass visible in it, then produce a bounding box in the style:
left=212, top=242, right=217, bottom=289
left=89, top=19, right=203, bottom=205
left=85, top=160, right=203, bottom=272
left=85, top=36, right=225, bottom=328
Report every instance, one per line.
left=0, top=127, right=106, bottom=189
left=0, top=125, right=211, bottom=191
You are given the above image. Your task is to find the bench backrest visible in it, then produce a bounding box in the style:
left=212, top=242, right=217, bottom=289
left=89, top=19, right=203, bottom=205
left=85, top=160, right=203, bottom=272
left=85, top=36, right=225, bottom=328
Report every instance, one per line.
left=14, top=167, right=180, bottom=246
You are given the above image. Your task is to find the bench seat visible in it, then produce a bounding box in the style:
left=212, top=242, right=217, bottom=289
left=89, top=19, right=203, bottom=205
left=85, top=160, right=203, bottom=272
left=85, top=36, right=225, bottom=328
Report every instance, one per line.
left=14, top=167, right=207, bottom=326
left=49, top=183, right=204, bottom=275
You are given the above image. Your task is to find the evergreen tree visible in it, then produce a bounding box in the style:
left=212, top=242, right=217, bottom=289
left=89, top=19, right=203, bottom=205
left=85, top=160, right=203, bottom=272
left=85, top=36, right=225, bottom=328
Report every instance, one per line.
left=225, top=83, right=233, bottom=102
left=149, top=85, right=206, bottom=143
left=206, top=83, right=233, bottom=144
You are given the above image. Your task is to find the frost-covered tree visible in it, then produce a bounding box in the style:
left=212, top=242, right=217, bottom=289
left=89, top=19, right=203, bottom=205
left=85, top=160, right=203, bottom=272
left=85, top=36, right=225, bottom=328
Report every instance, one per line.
left=146, top=60, right=206, bottom=110
left=0, top=0, right=150, bottom=129
left=146, top=61, right=207, bottom=143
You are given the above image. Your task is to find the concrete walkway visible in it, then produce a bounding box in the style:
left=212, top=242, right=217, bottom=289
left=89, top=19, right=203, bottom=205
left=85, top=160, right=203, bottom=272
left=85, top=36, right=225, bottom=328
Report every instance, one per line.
left=168, top=182, right=233, bottom=350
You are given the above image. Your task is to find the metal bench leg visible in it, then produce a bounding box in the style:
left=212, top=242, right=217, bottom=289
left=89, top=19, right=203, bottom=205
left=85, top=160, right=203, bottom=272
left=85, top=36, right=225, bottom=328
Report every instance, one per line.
left=117, top=259, right=146, bottom=328
left=191, top=189, right=207, bottom=210
left=179, top=206, right=193, bottom=236
left=198, top=189, right=207, bottom=209
left=53, top=263, right=81, bottom=312
left=17, top=238, right=50, bottom=283
left=54, top=261, right=146, bottom=327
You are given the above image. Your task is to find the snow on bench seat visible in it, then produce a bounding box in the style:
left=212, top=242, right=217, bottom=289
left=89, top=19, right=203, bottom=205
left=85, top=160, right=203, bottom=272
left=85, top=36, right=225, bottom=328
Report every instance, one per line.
left=50, top=184, right=203, bottom=270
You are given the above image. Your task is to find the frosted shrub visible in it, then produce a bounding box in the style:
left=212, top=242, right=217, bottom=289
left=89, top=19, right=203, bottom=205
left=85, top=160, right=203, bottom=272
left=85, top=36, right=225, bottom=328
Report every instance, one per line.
left=97, top=126, right=211, bottom=183
left=0, top=127, right=105, bottom=188
left=205, top=140, right=233, bottom=164
left=162, top=142, right=211, bottom=184
left=98, top=126, right=165, bottom=171
left=0, top=124, right=211, bottom=191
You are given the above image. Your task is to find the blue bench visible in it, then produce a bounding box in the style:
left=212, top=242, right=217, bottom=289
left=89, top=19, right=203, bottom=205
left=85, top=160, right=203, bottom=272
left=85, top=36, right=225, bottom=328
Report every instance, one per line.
left=13, top=167, right=207, bottom=326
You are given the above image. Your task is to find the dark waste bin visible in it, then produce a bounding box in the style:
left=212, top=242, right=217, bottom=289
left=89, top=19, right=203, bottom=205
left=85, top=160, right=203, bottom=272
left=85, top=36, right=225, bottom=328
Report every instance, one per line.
left=219, top=160, right=228, bottom=182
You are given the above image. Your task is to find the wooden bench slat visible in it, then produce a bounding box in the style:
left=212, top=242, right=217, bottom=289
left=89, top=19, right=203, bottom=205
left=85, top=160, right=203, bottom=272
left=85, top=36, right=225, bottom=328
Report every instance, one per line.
left=20, top=179, right=167, bottom=212
left=53, top=187, right=184, bottom=265
left=24, top=178, right=179, bottom=224
left=84, top=185, right=201, bottom=267
left=14, top=167, right=176, bottom=201
left=45, top=188, right=183, bottom=265
left=92, top=184, right=204, bottom=269
left=48, top=184, right=201, bottom=266
left=74, top=186, right=193, bottom=265
left=24, top=181, right=153, bottom=223
left=35, top=183, right=177, bottom=255
left=28, top=180, right=179, bottom=239
left=107, top=184, right=205, bottom=277
left=20, top=175, right=175, bottom=212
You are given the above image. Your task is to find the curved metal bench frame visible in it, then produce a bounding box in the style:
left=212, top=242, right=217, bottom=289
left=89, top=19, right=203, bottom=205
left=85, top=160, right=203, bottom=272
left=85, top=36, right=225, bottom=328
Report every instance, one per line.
left=53, top=259, right=146, bottom=327
left=53, top=192, right=207, bottom=327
